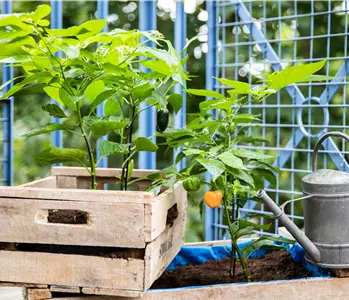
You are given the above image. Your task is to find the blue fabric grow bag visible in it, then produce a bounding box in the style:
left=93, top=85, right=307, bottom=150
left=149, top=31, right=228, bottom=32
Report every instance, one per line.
left=149, top=242, right=332, bottom=293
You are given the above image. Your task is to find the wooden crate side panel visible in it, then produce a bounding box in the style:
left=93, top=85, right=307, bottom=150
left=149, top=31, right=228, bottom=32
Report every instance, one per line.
left=26, top=288, right=52, bottom=300
left=82, top=288, right=143, bottom=298
left=144, top=182, right=187, bottom=242
left=20, top=177, right=57, bottom=188
left=0, top=251, right=144, bottom=290
left=23, top=278, right=349, bottom=300
left=0, top=187, right=154, bottom=204
left=144, top=212, right=186, bottom=290
left=0, top=198, right=145, bottom=247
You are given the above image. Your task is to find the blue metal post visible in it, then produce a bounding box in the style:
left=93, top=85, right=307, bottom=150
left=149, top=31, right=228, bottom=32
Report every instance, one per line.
left=138, top=1, right=157, bottom=170
left=174, top=1, right=187, bottom=170
left=2, top=1, right=13, bottom=186
left=96, top=0, right=109, bottom=168
left=50, top=0, right=63, bottom=149
left=205, top=0, right=218, bottom=241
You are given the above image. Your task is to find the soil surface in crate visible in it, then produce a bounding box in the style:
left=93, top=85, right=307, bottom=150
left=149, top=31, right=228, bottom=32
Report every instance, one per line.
left=151, top=250, right=311, bottom=289
left=13, top=243, right=145, bottom=260
left=48, top=210, right=88, bottom=224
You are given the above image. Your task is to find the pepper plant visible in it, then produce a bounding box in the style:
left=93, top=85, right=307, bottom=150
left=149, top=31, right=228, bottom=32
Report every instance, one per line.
left=0, top=5, right=186, bottom=190
left=146, top=59, right=329, bottom=281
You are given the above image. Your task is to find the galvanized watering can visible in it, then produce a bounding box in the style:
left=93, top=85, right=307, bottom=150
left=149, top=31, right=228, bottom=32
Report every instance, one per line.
left=258, top=131, right=349, bottom=269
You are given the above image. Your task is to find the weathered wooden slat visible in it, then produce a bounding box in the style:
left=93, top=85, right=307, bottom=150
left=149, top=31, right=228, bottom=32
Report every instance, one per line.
left=0, top=187, right=154, bottom=204
left=20, top=177, right=57, bottom=188
left=0, top=197, right=145, bottom=247
left=144, top=181, right=186, bottom=242
left=144, top=212, right=186, bottom=290
left=26, top=288, right=51, bottom=300
left=0, top=282, right=47, bottom=288
left=0, top=252, right=144, bottom=290
left=23, top=277, right=349, bottom=300
left=50, top=285, right=80, bottom=294
left=82, top=287, right=143, bottom=298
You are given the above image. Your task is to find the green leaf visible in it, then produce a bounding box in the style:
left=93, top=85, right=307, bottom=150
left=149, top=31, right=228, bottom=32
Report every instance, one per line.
left=235, top=226, right=255, bottom=239
left=32, top=4, right=51, bottom=21
left=196, top=157, right=224, bottom=181
left=187, top=89, right=224, bottom=99
left=242, top=239, right=285, bottom=257
left=258, top=235, right=296, bottom=244
left=167, top=93, right=183, bottom=114
left=134, top=137, right=158, bottom=152
left=251, top=174, right=264, bottom=191
left=42, top=104, right=67, bottom=119
left=132, top=81, right=153, bottom=100
left=251, top=160, right=280, bottom=173
left=60, top=44, right=80, bottom=59
left=58, top=89, right=79, bottom=111
left=227, top=167, right=255, bottom=187
left=48, top=20, right=107, bottom=41
left=266, top=59, right=327, bottom=91
left=175, top=151, right=186, bottom=164
left=243, top=212, right=276, bottom=220
left=104, top=98, right=120, bottom=116
left=32, top=56, right=51, bottom=70
left=239, top=219, right=272, bottom=231
left=34, top=146, right=88, bottom=165
left=199, top=100, right=234, bottom=114
left=218, top=151, right=243, bottom=169
left=90, top=90, right=116, bottom=113
left=98, top=140, right=130, bottom=158
left=183, top=149, right=207, bottom=156
left=22, top=123, right=66, bottom=137
left=253, top=168, right=277, bottom=187
left=215, top=77, right=252, bottom=95
left=0, top=75, right=26, bottom=92
left=140, top=60, right=171, bottom=76
left=89, top=118, right=129, bottom=140
left=85, top=80, right=105, bottom=103
left=233, top=114, right=260, bottom=124
left=230, top=148, right=275, bottom=161
left=43, top=86, right=63, bottom=106
left=301, top=75, right=334, bottom=82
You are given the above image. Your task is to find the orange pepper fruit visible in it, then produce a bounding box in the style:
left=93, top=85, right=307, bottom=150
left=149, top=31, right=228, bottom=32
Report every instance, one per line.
left=204, top=190, right=223, bottom=208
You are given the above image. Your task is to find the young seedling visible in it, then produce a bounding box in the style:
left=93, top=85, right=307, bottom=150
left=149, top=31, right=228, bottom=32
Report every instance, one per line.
left=0, top=5, right=186, bottom=190
left=149, top=59, right=329, bottom=281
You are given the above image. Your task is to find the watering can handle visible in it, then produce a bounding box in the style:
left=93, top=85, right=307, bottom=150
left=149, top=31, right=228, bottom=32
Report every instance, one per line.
left=312, top=131, right=349, bottom=172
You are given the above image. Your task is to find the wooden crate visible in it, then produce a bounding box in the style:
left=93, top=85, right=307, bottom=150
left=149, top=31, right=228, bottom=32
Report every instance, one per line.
left=0, top=167, right=187, bottom=297
left=21, top=242, right=349, bottom=300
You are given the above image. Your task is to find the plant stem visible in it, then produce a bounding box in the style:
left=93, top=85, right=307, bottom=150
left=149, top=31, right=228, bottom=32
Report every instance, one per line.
left=120, top=102, right=136, bottom=191
left=76, top=102, right=97, bottom=190
left=222, top=197, right=251, bottom=282
left=124, top=105, right=136, bottom=191
left=230, top=197, right=237, bottom=278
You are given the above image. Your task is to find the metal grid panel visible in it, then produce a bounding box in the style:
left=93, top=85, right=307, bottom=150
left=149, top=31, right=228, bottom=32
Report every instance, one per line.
left=207, top=0, right=349, bottom=240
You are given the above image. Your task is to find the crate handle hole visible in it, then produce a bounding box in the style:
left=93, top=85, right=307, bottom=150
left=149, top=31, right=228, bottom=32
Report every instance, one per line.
left=35, top=209, right=90, bottom=225
left=166, top=203, right=178, bottom=227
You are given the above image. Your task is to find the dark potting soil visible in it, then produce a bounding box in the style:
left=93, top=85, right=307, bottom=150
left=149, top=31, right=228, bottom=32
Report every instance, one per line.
left=14, top=243, right=145, bottom=259
left=151, top=250, right=312, bottom=289
left=48, top=209, right=89, bottom=224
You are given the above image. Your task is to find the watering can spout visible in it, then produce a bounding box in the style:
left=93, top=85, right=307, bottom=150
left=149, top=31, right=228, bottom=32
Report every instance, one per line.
left=257, top=189, right=321, bottom=263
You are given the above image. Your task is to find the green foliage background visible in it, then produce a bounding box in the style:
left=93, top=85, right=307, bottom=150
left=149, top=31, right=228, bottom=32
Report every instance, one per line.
left=1, top=1, right=349, bottom=242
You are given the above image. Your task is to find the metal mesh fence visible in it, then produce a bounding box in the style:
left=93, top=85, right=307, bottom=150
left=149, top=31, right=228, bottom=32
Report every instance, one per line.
left=209, top=0, right=349, bottom=239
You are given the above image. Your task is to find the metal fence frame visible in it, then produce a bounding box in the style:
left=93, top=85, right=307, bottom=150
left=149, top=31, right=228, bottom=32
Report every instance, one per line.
left=205, top=0, right=349, bottom=240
